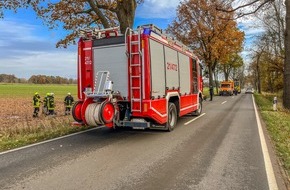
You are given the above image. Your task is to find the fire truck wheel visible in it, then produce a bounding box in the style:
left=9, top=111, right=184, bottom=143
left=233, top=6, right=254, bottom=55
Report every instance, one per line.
left=166, top=102, right=177, bottom=132
left=193, top=97, right=203, bottom=116
left=72, top=101, right=83, bottom=122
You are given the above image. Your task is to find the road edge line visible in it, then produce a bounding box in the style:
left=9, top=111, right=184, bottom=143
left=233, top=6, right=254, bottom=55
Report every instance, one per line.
left=184, top=113, right=206, bottom=125
left=0, top=126, right=105, bottom=155
left=252, top=94, right=278, bottom=190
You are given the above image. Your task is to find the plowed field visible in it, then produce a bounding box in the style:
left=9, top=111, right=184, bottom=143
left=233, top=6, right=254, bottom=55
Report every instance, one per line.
left=0, top=84, right=77, bottom=134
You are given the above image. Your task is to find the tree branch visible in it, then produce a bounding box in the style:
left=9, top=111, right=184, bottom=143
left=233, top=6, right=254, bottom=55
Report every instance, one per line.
left=75, top=8, right=93, bottom=14
left=86, top=0, right=110, bottom=28
left=216, top=0, right=275, bottom=19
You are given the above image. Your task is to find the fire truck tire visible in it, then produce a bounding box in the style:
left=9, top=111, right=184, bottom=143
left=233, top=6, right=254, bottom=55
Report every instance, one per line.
left=193, top=97, right=202, bottom=116
left=72, top=101, right=83, bottom=122
left=166, top=102, right=177, bottom=132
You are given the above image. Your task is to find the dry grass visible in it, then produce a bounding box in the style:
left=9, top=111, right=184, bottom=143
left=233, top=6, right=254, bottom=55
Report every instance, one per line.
left=0, top=84, right=91, bottom=151
left=0, top=97, right=70, bottom=129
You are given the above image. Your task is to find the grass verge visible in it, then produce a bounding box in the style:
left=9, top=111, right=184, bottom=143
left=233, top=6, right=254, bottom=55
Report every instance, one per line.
left=0, top=117, right=93, bottom=152
left=254, top=93, right=290, bottom=181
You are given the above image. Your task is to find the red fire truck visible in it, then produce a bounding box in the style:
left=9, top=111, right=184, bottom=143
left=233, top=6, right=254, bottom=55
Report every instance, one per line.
left=72, top=24, right=203, bottom=131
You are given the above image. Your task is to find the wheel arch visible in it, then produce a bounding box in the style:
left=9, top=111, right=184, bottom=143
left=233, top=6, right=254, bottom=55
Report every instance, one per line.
left=166, top=92, right=180, bottom=117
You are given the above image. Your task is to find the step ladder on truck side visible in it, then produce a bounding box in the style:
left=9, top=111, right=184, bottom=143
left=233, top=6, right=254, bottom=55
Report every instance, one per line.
left=125, top=28, right=143, bottom=113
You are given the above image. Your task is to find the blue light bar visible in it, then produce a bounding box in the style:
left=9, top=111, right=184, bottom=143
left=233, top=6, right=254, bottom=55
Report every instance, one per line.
left=143, top=28, right=151, bottom=35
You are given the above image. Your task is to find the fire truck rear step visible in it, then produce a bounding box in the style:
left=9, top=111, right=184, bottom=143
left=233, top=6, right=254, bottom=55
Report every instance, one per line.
left=120, top=118, right=150, bottom=129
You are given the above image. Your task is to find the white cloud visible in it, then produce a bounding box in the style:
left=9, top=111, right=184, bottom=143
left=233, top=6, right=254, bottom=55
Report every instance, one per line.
left=136, top=0, right=181, bottom=19
left=237, top=16, right=265, bottom=65
left=0, top=20, right=43, bottom=42
left=1, top=51, right=76, bottom=78
left=0, top=19, right=77, bottom=79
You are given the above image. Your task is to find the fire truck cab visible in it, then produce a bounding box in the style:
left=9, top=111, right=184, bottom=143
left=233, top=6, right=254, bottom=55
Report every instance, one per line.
left=72, top=24, right=203, bottom=131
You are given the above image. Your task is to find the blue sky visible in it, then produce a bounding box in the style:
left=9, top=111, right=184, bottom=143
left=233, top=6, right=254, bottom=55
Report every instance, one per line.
left=0, top=0, right=264, bottom=79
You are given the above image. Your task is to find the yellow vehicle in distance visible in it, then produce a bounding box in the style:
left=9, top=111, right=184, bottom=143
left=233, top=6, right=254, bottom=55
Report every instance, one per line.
left=219, top=80, right=234, bottom=96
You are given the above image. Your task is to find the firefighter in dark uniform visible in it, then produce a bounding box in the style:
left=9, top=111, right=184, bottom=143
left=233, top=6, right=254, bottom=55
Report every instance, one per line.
left=47, top=92, right=55, bottom=115
left=64, top=92, right=74, bottom=115
left=43, top=92, right=49, bottom=115
left=209, top=86, right=214, bottom=101
left=33, top=92, right=41, bottom=117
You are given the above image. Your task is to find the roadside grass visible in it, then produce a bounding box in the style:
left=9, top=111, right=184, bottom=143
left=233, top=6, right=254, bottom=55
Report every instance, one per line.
left=0, top=83, right=77, bottom=98
left=203, top=87, right=218, bottom=101
left=0, top=119, right=91, bottom=151
left=0, top=83, right=94, bottom=152
left=254, top=93, right=290, bottom=179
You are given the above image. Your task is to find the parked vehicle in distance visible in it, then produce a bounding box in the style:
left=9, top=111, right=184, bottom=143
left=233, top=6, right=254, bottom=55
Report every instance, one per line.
left=219, top=80, right=234, bottom=96
left=245, top=88, right=254, bottom=94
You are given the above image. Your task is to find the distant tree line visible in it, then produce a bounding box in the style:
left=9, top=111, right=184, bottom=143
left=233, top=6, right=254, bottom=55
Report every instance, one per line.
left=0, top=74, right=19, bottom=83
left=0, top=74, right=77, bottom=84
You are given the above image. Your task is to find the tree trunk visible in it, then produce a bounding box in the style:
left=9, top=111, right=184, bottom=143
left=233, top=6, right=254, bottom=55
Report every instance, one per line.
left=208, top=64, right=214, bottom=88
left=116, top=0, right=137, bottom=34
left=257, top=57, right=261, bottom=94
left=214, top=67, right=219, bottom=94
left=283, top=0, right=290, bottom=109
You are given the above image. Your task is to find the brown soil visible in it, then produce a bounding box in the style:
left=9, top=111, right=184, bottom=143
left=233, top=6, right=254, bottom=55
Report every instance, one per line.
left=0, top=97, right=72, bottom=131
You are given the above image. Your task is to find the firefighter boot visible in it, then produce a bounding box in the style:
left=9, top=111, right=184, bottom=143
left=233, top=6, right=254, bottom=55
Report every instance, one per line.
left=33, top=109, right=39, bottom=117
left=33, top=112, right=38, bottom=117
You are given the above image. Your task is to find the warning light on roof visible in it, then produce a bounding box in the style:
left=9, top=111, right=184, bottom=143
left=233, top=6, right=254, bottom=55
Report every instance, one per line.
left=143, top=28, right=151, bottom=35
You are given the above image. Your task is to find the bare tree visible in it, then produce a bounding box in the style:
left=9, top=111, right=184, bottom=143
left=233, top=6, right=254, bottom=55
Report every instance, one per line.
left=219, top=0, right=290, bottom=109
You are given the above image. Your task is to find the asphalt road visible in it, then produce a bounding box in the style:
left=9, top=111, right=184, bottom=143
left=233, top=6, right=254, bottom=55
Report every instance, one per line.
left=0, top=93, right=287, bottom=190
